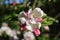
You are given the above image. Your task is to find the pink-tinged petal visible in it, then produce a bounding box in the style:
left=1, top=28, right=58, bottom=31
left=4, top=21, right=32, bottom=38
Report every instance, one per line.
left=26, top=26, right=33, bottom=31
left=24, top=9, right=32, bottom=19
left=35, top=8, right=44, bottom=17
left=33, top=28, right=40, bottom=36
left=43, top=26, right=49, bottom=31
left=29, top=19, right=36, bottom=24
left=28, top=9, right=32, bottom=15
left=24, top=12, right=28, bottom=17
left=37, top=17, right=43, bottom=22
left=24, top=12, right=31, bottom=20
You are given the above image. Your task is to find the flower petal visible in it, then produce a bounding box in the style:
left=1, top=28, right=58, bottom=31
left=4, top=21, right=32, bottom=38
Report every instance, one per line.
left=43, top=26, right=49, bottom=31
left=20, top=17, right=26, bottom=24
left=28, top=9, right=32, bottom=15
left=33, top=28, right=40, bottom=36
left=35, top=8, right=44, bottom=17
left=38, top=23, right=41, bottom=29
left=24, top=31, right=35, bottom=40
left=26, top=26, right=33, bottom=31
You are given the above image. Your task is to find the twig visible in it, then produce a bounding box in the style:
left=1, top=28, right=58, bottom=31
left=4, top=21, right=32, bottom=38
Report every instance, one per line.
left=54, top=32, right=60, bottom=39
left=23, top=0, right=27, bottom=7
left=55, top=13, right=60, bottom=19
left=32, top=0, right=37, bottom=9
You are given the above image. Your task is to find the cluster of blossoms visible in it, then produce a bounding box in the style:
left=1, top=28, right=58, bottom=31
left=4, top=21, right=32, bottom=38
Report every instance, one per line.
left=0, top=22, right=20, bottom=40
left=0, top=7, right=54, bottom=40
left=18, top=8, right=50, bottom=40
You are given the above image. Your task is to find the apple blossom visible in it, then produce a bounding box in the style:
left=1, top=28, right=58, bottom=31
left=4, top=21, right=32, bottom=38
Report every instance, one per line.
left=24, top=31, right=35, bottom=40
left=30, top=8, right=44, bottom=21
left=35, top=8, right=44, bottom=17
left=0, top=22, right=20, bottom=40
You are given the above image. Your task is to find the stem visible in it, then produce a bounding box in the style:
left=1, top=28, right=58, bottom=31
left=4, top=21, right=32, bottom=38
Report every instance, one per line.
left=32, top=0, right=37, bottom=9
left=54, top=32, right=60, bottom=39
left=55, top=13, right=60, bottom=19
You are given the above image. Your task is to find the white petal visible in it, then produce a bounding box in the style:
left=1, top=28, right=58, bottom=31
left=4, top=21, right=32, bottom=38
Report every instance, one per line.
left=13, top=35, right=18, bottom=39
left=24, top=31, right=35, bottom=40
left=38, top=23, right=41, bottom=29
left=19, top=11, right=25, bottom=15
left=40, top=10, right=44, bottom=17
left=28, top=9, right=32, bottom=14
left=26, top=26, right=33, bottom=31
left=22, top=39, right=24, bottom=40
left=6, top=29, right=14, bottom=37
left=16, top=31, right=20, bottom=34
left=35, top=8, right=42, bottom=12
left=34, top=8, right=44, bottom=17
left=0, top=29, right=3, bottom=36
left=20, top=17, right=26, bottom=24
left=26, top=21, right=33, bottom=31
left=29, top=20, right=36, bottom=24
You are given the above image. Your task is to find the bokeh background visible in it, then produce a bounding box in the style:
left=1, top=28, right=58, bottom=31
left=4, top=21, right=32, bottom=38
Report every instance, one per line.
left=0, top=0, right=60, bottom=40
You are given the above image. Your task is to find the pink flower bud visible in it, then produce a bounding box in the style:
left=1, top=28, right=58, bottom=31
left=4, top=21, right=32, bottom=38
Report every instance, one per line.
left=21, top=27, right=26, bottom=31
left=20, top=23, right=26, bottom=31
left=33, top=28, right=40, bottom=36
left=43, top=26, right=49, bottom=31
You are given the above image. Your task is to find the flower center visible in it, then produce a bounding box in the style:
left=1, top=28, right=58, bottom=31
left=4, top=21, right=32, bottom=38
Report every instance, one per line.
left=33, top=13, right=39, bottom=19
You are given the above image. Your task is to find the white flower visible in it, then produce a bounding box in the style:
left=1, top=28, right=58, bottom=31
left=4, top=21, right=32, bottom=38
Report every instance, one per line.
left=31, top=8, right=44, bottom=20
left=20, top=17, right=26, bottom=24
left=0, top=22, right=19, bottom=40
left=1, top=22, right=10, bottom=31
left=13, top=35, right=19, bottom=40
left=35, top=8, right=44, bottom=17
left=1, top=26, right=18, bottom=39
left=24, top=31, right=35, bottom=40
left=6, top=29, right=19, bottom=39
left=3, top=27, right=15, bottom=37
left=0, top=29, right=4, bottom=36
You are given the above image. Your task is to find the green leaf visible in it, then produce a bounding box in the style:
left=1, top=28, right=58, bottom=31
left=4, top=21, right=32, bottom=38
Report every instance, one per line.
left=12, top=14, right=18, bottom=17
left=42, top=20, right=53, bottom=26
left=4, top=15, right=12, bottom=20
